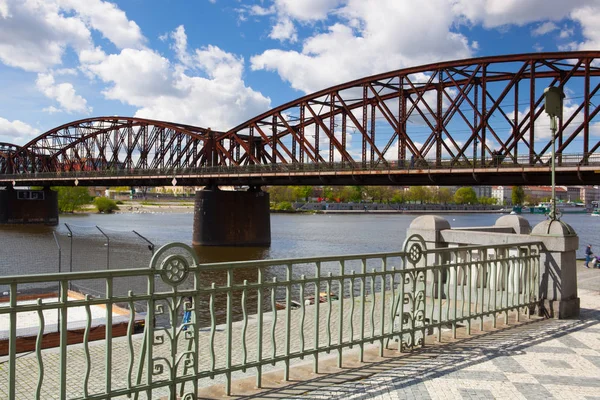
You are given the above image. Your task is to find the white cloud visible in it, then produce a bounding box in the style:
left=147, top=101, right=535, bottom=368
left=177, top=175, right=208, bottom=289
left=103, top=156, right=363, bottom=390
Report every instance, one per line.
left=0, top=0, right=91, bottom=72
left=252, top=0, right=475, bottom=94
left=246, top=5, right=275, bottom=17
left=451, top=0, right=589, bottom=28
left=571, top=5, right=600, bottom=50
left=532, top=21, right=558, bottom=36
left=559, top=26, right=574, bottom=39
left=274, top=0, right=343, bottom=22
left=0, top=117, right=40, bottom=144
left=0, top=0, right=9, bottom=18
left=84, top=28, right=271, bottom=130
left=269, top=18, right=297, bottom=43
left=36, top=72, right=91, bottom=114
left=57, top=0, right=145, bottom=49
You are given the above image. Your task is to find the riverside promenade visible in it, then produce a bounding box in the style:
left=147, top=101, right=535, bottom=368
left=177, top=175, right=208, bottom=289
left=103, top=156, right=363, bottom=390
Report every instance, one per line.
left=4, top=279, right=598, bottom=400
left=197, top=265, right=600, bottom=399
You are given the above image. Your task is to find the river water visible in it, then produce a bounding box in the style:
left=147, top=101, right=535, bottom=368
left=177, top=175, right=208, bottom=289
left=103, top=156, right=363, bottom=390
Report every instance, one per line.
left=0, top=211, right=596, bottom=276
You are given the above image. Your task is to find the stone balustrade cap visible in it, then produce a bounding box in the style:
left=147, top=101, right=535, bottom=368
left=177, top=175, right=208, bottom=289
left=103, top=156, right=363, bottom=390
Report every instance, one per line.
left=494, top=215, right=532, bottom=234
left=531, top=219, right=576, bottom=236
left=408, top=215, right=451, bottom=231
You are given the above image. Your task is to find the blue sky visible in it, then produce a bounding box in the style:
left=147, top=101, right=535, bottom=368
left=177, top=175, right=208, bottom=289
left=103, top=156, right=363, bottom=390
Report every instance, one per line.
left=0, top=0, right=598, bottom=147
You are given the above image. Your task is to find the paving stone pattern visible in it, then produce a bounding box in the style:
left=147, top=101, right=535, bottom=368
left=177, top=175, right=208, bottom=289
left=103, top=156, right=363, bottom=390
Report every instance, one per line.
left=294, top=287, right=600, bottom=400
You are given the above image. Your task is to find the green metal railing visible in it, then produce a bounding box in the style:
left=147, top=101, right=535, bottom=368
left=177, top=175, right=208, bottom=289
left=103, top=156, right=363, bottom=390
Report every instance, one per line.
left=0, top=236, right=541, bottom=399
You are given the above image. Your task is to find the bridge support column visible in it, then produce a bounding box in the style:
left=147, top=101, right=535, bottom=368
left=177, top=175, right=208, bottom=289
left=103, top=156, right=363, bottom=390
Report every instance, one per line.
left=192, top=187, right=271, bottom=246
left=0, top=187, right=58, bottom=225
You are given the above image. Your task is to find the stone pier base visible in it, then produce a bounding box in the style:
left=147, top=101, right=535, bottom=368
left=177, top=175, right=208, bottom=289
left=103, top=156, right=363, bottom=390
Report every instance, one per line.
left=0, top=187, right=58, bottom=225
left=192, top=187, right=271, bottom=246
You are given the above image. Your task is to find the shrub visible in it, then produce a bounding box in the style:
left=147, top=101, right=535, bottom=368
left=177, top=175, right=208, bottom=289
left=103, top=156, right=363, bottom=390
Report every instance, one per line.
left=94, top=197, right=119, bottom=213
left=274, top=201, right=294, bottom=211
left=56, top=187, right=91, bottom=213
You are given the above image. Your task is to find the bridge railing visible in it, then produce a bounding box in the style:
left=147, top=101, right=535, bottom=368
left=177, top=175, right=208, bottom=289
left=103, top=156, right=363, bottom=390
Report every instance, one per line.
left=2, top=152, right=600, bottom=180
left=1, top=239, right=541, bottom=398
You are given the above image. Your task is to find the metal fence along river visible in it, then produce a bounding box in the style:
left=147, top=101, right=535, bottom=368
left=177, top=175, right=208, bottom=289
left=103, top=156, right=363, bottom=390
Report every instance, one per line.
left=0, top=235, right=541, bottom=399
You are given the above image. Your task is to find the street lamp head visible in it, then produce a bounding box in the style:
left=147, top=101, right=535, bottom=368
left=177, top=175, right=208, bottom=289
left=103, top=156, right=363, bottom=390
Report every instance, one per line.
left=544, top=86, right=565, bottom=118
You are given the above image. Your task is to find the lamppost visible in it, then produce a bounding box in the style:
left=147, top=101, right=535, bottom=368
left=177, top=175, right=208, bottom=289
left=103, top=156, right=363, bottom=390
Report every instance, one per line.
left=544, top=86, right=565, bottom=221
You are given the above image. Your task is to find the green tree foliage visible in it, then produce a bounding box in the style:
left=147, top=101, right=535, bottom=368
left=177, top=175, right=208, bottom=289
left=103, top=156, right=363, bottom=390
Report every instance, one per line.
left=364, top=186, right=394, bottom=203
left=453, top=187, right=478, bottom=204
left=478, top=196, right=497, bottom=205
left=94, top=197, right=119, bottom=213
left=436, top=187, right=453, bottom=204
left=293, top=186, right=313, bottom=201
left=272, top=201, right=294, bottom=211
left=338, top=186, right=363, bottom=202
left=391, top=189, right=405, bottom=203
left=512, top=186, right=525, bottom=205
left=406, top=186, right=433, bottom=203
left=56, top=187, right=91, bottom=213
left=266, top=186, right=295, bottom=203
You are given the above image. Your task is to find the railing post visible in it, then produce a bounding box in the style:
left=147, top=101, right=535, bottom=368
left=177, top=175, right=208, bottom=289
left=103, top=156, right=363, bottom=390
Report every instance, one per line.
left=531, top=219, right=580, bottom=318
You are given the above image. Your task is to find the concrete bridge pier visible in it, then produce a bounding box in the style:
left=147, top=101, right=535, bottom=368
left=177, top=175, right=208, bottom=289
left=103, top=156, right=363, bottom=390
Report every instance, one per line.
left=0, top=186, right=58, bottom=225
left=192, top=186, right=271, bottom=246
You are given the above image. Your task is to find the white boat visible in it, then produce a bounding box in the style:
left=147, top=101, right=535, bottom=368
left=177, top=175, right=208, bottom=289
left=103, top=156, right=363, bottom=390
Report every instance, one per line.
left=592, top=208, right=600, bottom=217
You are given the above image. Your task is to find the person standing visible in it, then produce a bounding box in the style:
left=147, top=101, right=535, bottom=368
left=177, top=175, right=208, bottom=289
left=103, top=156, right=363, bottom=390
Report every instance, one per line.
left=585, top=244, right=593, bottom=268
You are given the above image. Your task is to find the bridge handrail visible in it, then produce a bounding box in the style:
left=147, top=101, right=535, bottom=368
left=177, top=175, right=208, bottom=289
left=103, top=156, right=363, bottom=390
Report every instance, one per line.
left=1, top=240, right=541, bottom=398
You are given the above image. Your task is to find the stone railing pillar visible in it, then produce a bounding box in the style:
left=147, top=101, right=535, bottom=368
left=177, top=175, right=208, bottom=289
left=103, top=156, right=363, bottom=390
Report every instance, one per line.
left=531, top=219, right=580, bottom=318
left=406, top=216, right=451, bottom=299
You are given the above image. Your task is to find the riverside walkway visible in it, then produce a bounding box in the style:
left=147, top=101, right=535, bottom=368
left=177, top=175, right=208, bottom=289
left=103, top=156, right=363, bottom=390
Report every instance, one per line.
left=197, top=266, right=600, bottom=399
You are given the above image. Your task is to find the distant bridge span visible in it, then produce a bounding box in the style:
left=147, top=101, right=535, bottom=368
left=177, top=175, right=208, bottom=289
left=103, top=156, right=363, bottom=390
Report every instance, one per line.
left=2, top=51, right=600, bottom=187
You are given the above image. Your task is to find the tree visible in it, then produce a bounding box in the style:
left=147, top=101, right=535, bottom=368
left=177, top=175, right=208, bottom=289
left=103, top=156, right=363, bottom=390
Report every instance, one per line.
left=391, top=189, right=405, bottom=203
left=454, top=187, right=477, bottom=205
left=478, top=196, right=497, bottom=205
left=436, top=188, right=453, bottom=204
left=364, top=186, right=394, bottom=203
left=406, top=186, right=433, bottom=203
left=55, top=187, right=91, bottom=213
left=266, top=186, right=294, bottom=203
left=339, top=186, right=363, bottom=202
left=511, top=186, right=525, bottom=205
left=293, top=186, right=313, bottom=201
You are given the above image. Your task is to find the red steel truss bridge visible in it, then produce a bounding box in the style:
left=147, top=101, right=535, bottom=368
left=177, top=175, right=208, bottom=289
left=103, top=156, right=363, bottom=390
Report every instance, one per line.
left=2, top=51, right=600, bottom=187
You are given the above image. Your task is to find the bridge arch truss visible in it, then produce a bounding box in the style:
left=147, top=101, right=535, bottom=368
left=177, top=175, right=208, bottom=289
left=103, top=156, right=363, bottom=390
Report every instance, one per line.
left=222, top=51, right=600, bottom=169
left=4, top=51, right=600, bottom=186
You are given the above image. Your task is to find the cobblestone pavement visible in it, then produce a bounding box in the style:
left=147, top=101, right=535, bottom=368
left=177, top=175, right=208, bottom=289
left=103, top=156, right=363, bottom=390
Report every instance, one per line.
left=293, top=286, right=600, bottom=400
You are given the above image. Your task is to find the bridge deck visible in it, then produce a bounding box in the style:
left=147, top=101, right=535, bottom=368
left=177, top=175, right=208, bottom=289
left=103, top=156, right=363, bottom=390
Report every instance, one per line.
left=2, top=162, right=600, bottom=186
